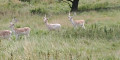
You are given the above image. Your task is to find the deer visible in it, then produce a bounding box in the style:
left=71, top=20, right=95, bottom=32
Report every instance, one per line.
left=43, top=15, right=61, bottom=31
left=0, top=30, right=12, bottom=40
left=68, top=12, right=85, bottom=29
left=9, top=17, right=31, bottom=40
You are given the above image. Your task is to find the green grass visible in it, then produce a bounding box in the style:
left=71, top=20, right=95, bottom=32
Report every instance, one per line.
left=1, top=0, right=120, bottom=60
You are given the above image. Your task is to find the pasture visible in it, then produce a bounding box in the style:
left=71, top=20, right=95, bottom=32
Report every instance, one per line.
left=0, top=0, right=120, bottom=60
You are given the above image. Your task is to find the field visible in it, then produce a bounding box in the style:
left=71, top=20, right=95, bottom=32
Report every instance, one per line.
left=0, top=0, right=120, bottom=60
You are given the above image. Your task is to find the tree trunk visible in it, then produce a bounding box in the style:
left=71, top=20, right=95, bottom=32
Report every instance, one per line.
left=71, top=0, right=79, bottom=11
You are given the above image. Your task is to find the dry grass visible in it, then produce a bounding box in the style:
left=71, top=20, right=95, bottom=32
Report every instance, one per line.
left=0, top=0, right=120, bottom=60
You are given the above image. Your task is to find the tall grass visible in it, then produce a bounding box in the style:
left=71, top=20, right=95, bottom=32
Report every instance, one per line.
left=0, top=0, right=120, bottom=60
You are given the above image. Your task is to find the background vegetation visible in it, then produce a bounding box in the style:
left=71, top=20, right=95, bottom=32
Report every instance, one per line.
left=0, top=0, right=120, bottom=60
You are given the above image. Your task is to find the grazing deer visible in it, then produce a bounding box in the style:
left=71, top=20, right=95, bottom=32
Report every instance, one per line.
left=9, top=17, right=31, bottom=40
left=0, top=30, right=12, bottom=40
left=43, top=15, right=61, bottom=31
left=68, top=12, right=85, bottom=29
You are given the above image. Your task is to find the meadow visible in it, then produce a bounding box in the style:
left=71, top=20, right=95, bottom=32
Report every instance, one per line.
left=0, top=0, right=120, bottom=60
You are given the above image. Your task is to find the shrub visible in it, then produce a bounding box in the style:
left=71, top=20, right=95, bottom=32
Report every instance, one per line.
left=19, top=0, right=30, bottom=2
left=30, top=2, right=70, bottom=14
left=30, top=7, right=48, bottom=14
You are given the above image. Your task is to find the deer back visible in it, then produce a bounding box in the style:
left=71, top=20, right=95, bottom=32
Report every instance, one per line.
left=14, top=27, right=30, bottom=35
left=0, top=30, right=12, bottom=38
left=74, top=20, right=85, bottom=24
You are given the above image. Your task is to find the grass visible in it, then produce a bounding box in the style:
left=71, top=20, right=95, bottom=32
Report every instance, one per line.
left=0, top=0, right=120, bottom=60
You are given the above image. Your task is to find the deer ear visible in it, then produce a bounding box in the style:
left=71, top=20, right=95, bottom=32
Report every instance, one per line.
left=43, top=18, right=46, bottom=22
left=10, top=22, right=13, bottom=24
left=69, top=11, right=70, bottom=14
left=68, top=16, right=70, bottom=18
left=14, top=19, right=18, bottom=23
left=73, top=12, right=76, bottom=16
left=14, top=18, right=19, bottom=23
left=12, top=17, right=18, bottom=23
left=45, top=14, right=46, bottom=17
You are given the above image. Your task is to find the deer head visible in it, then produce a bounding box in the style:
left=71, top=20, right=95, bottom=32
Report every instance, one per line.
left=9, top=17, right=18, bottom=28
left=43, top=14, right=48, bottom=23
left=68, top=12, right=74, bottom=21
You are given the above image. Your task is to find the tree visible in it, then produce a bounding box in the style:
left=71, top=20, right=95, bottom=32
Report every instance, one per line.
left=63, top=0, right=79, bottom=12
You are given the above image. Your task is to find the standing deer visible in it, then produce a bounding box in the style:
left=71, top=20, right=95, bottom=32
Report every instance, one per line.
left=68, top=12, right=85, bottom=29
left=9, top=17, right=31, bottom=40
left=43, top=15, right=61, bottom=31
left=0, top=30, right=12, bottom=40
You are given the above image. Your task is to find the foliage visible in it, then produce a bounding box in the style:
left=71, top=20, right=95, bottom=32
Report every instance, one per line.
left=19, top=0, right=30, bottom=2
left=30, top=2, right=70, bottom=14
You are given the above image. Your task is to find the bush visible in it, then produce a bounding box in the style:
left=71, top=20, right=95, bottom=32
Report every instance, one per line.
left=19, top=0, right=30, bottom=2
left=30, top=7, right=48, bottom=14
left=30, top=2, right=70, bottom=14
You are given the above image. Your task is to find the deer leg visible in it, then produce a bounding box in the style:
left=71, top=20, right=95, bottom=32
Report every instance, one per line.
left=73, top=25, right=77, bottom=29
left=24, top=35, right=27, bottom=40
left=25, top=34, right=29, bottom=40
left=16, top=34, right=19, bottom=40
left=82, top=24, right=85, bottom=29
left=8, top=37, right=11, bottom=40
left=73, top=25, right=76, bottom=28
left=57, top=28, right=61, bottom=32
left=27, top=34, right=30, bottom=37
left=9, top=34, right=12, bottom=40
